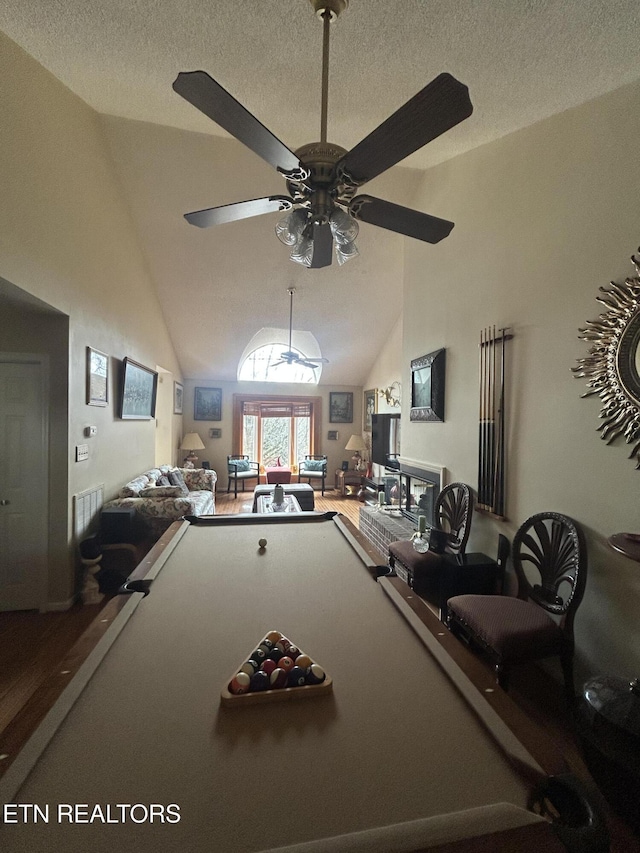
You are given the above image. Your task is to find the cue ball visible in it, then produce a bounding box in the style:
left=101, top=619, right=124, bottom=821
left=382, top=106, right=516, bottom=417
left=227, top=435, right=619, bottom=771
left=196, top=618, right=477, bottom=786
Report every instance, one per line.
left=230, top=672, right=251, bottom=694
left=258, top=538, right=267, bottom=548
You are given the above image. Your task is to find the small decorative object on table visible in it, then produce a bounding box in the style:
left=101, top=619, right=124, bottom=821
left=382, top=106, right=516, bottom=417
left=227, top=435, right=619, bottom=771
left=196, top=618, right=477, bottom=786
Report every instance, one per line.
left=272, top=484, right=285, bottom=508
left=412, top=514, right=429, bottom=553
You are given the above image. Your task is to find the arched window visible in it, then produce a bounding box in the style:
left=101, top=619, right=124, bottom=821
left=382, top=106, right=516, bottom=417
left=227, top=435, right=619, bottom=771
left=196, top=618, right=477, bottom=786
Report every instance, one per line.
left=237, top=328, right=325, bottom=383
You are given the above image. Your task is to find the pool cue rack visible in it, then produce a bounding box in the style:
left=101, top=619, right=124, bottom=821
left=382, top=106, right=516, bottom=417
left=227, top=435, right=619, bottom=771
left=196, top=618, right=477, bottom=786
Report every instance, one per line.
left=477, top=327, right=512, bottom=520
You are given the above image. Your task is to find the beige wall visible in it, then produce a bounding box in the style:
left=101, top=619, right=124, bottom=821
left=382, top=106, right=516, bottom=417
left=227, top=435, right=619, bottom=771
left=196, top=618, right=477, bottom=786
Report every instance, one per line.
left=401, top=80, right=640, bottom=682
left=181, top=380, right=363, bottom=486
left=0, top=33, right=183, bottom=604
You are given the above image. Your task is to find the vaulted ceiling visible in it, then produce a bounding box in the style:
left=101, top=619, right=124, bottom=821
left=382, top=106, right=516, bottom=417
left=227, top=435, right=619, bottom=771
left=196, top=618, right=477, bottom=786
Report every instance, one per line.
left=2, top=0, right=640, bottom=383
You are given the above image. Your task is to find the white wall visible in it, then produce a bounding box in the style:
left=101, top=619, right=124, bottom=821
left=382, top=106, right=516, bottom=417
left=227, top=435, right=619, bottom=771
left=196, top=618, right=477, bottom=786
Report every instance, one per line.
left=401, top=79, right=640, bottom=683
left=0, top=33, right=183, bottom=602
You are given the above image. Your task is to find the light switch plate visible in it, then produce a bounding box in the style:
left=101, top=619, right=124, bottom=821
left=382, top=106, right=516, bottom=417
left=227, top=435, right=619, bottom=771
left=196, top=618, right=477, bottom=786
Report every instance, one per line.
left=76, top=444, right=89, bottom=462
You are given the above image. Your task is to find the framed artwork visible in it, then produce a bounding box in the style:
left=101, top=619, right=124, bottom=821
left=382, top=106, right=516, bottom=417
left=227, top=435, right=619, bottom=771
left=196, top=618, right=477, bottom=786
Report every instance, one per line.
left=194, top=386, right=222, bottom=421
left=210, top=428, right=222, bottom=439
left=329, top=392, right=353, bottom=423
left=174, top=381, right=184, bottom=414
left=410, top=348, right=446, bottom=422
left=86, top=347, right=108, bottom=407
left=364, top=388, right=377, bottom=431
left=327, top=430, right=339, bottom=440
left=119, top=357, right=158, bottom=420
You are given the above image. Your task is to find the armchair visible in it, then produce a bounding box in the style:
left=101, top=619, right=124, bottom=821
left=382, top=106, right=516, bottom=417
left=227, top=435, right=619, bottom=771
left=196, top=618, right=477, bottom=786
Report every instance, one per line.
left=227, top=454, right=260, bottom=498
left=298, top=455, right=327, bottom=495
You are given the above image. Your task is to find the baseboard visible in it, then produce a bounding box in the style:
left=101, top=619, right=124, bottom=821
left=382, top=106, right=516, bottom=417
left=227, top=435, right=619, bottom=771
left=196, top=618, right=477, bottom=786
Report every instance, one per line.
left=43, top=594, right=78, bottom=612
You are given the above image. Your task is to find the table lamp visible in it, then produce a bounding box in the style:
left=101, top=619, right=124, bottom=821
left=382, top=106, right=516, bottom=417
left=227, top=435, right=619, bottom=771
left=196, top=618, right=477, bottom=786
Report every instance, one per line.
left=180, top=432, right=205, bottom=468
left=345, top=434, right=367, bottom=471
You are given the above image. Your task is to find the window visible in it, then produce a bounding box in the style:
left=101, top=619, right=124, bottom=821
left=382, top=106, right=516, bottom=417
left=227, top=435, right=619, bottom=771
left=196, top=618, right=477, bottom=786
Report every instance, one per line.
left=233, top=394, right=322, bottom=468
left=241, top=401, right=312, bottom=467
left=238, top=344, right=318, bottom=384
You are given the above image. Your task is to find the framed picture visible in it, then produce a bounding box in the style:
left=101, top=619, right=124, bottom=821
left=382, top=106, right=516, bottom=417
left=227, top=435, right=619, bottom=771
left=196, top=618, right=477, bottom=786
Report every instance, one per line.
left=119, top=357, right=158, bottom=420
left=194, top=386, right=222, bottom=421
left=329, top=392, right=353, bottom=423
left=86, top=347, right=108, bottom=407
left=210, top=428, right=222, bottom=439
left=364, top=388, right=377, bottom=431
left=410, top=348, right=446, bottom=422
left=327, top=430, right=339, bottom=440
left=174, top=381, right=184, bottom=414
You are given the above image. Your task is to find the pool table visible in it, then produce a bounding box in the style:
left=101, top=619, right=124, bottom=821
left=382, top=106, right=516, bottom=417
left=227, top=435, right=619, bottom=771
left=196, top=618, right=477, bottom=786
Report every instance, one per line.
left=0, top=513, right=606, bottom=852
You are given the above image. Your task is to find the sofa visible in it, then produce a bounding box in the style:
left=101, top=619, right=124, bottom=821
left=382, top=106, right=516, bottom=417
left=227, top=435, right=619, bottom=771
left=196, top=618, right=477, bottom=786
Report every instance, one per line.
left=103, top=465, right=217, bottom=536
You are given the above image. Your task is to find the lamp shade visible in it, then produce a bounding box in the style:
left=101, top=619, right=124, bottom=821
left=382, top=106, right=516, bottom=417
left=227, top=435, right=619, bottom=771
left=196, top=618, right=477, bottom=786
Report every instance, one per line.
left=180, top=433, right=205, bottom=451
left=345, top=434, right=367, bottom=452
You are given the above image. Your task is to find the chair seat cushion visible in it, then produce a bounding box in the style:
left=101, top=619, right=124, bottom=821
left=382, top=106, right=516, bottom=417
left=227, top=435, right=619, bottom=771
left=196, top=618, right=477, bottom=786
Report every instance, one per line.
left=389, top=539, right=443, bottom=575
left=447, top=595, right=564, bottom=661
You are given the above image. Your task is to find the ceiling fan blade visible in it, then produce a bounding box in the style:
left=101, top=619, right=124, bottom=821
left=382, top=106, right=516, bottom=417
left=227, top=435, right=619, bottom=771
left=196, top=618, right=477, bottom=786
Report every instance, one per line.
left=309, top=222, right=333, bottom=269
left=337, top=73, right=472, bottom=185
left=350, top=195, right=454, bottom=244
left=184, top=196, right=294, bottom=228
left=297, top=360, right=322, bottom=369
left=173, top=71, right=309, bottom=181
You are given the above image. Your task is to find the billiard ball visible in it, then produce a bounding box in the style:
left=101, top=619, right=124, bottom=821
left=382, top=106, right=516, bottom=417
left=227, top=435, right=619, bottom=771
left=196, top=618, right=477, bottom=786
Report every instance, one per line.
left=276, top=638, right=291, bottom=653
left=252, top=647, right=267, bottom=662
left=287, top=645, right=301, bottom=660
left=267, top=648, right=283, bottom=663
left=269, top=667, right=288, bottom=689
left=305, top=664, right=326, bottom=685
left=239, top=659, right=259, bottom=676
left=287, top=666, right=307, bottom=687
left=250, top=671, right=270, bottom=692
left=229, top=672, right=251, bottom=694
left=260, top=659, right=277, bottom=676
left=278, top=656, right=294, bottom=673
left=265, top=630, right=282, bottom=644
left=258, top=538, right=267, bottom=548
left=294, top=654, right=312, bottom=670
left=258, top=643, right=272, bottom=658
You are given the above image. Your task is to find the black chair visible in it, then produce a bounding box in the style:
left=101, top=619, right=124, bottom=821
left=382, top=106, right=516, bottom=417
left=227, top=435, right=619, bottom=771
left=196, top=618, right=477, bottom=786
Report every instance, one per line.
left=298, top=455, right=327, bottom=495
left=226, top=454, right=260, bottom=498
left=387, top=483, right=474, bottom=617
left=447, top=511, right=588, bottom=700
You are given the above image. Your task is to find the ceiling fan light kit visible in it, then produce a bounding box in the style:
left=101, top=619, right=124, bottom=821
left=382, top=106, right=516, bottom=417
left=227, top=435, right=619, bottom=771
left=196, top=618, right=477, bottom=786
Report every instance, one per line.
left=173, top=0, right=472, bottom=267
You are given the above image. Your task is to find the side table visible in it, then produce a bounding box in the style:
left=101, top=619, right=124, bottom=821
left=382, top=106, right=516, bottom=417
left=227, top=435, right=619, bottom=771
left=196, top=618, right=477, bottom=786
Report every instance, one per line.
left=335, top=469, right=363, bottom=498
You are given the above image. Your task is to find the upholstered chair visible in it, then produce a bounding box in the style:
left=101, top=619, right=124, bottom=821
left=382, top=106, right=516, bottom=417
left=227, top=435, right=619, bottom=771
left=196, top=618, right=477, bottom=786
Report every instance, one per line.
left=226, top=454, right=260, bottom=498
left=298, top=455, right=327, bottom=495
left=447, top=511, right=588, bottom=701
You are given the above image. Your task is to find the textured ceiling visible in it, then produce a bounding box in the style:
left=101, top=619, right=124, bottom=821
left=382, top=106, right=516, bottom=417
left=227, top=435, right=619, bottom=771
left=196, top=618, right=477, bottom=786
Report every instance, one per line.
left=3, top=0, right=640, bottom=382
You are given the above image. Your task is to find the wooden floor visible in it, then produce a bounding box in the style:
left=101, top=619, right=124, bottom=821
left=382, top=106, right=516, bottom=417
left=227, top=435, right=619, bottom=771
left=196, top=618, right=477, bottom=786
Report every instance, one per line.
left=0, top=487, right=638, bottom=849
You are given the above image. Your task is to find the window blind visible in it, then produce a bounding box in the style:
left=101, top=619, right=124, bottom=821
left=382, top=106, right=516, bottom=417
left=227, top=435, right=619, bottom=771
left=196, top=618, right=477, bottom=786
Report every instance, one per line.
left=242, top=401, right=312, bottom=418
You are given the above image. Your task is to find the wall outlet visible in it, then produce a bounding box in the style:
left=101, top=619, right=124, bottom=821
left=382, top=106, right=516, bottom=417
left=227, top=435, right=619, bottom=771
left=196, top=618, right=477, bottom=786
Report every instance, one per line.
left=76, top=444, right=89, bottom=462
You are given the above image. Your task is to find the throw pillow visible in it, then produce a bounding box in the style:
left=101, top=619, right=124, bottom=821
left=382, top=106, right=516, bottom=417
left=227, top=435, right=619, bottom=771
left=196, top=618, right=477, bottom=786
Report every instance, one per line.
left=168, top=469, right=190, bottom=496
left=157, top=475, right=171, bottom=486
left=303, top=459, right=325, bottom=471
left=228, top=459, right=250, bottom=472
left=139, top=486, right=184, bottom=498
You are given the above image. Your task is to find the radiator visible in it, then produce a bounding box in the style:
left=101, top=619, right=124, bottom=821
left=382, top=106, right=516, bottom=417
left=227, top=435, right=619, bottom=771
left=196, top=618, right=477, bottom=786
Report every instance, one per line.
left=73, top=484, right=105, bottom=542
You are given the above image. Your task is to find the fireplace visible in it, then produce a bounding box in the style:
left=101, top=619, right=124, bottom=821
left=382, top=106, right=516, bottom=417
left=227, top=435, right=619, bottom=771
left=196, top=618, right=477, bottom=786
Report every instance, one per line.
left=398, top=461, right=441, bottom=525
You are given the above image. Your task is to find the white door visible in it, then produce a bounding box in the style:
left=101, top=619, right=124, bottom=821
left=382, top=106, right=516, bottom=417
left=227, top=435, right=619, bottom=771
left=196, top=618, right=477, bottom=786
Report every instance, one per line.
left=0, top=358, right=49, bottom=611
left=154, top=368, right=174, bottom=467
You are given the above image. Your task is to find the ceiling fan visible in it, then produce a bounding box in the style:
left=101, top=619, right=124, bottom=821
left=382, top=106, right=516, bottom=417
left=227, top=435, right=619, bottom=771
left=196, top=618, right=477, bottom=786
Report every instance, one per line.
left=272, top=288, right=329, bottom=370
left=173, top=0, right=473, bottom=268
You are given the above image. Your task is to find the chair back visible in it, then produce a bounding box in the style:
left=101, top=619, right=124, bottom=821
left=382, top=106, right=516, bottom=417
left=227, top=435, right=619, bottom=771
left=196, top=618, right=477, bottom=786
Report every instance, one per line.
left=434, top=483, right=473, bottom=556
left=512, top=512, right=587, bottom=624
left=300, top=455, right=327, bottom=471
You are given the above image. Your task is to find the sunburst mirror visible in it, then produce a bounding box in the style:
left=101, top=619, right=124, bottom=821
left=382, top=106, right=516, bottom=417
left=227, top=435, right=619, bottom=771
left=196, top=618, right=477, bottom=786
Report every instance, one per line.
left=573, top=247, right=640, bottom=467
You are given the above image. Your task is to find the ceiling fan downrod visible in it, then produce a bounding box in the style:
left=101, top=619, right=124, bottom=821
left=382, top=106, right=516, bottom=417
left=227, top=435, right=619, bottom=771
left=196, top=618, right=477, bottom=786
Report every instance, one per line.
left=310, top=0, right=348, bottom=143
